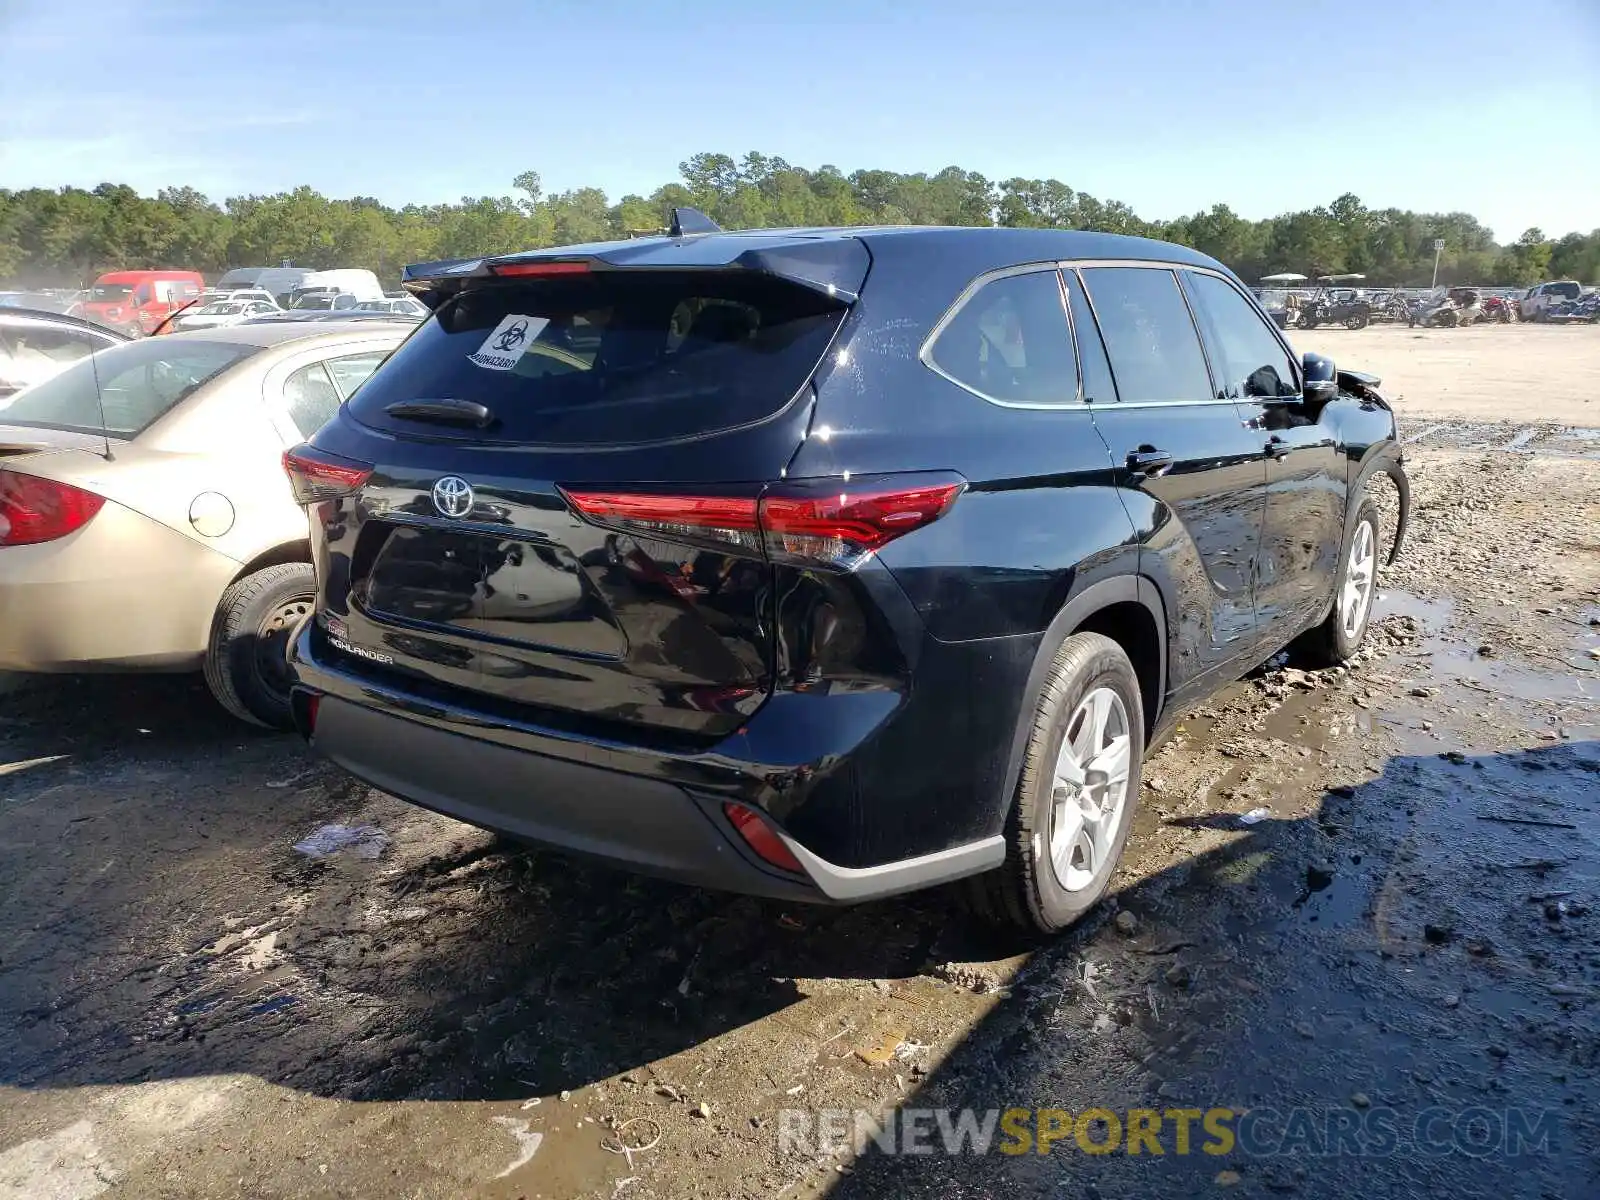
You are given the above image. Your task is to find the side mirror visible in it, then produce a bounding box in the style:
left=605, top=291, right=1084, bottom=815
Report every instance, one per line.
left=1302, top=351, right=1338, bottom=402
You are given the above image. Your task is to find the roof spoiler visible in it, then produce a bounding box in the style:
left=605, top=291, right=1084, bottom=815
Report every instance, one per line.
left=400, top=225, right=868, bottom=311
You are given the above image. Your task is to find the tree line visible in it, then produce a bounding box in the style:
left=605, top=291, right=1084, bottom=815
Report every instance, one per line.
left=3, top=152, right=1597, bottom=290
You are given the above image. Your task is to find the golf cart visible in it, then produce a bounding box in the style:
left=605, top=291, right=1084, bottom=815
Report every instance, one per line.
left=1256, top=273, right=1308, bottom=329
left=1297, top=274, right=1371, bottom=330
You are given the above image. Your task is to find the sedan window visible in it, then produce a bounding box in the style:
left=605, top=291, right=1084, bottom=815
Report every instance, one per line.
left=325, top=351, right=389, bottom=398
left=283, top=362, right=344, bottom=437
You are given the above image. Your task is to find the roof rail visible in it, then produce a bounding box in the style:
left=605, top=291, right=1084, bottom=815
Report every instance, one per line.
left=670, top=207, right=721, bottom=237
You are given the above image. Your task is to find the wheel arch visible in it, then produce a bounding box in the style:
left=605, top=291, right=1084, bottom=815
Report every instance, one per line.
left=996, top=575, right=1167, bottom=823
left=227, top=538, right=313, bottom=587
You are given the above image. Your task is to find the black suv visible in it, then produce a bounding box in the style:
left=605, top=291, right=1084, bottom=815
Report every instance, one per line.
left=284, top=215, right=1408, bottom=932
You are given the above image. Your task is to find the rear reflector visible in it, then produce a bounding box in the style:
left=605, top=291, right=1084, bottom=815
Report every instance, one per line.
left=561, top=474, right=963, bottom=569
left=489, top=260, right=592, bottom=278
left=282, top=444, right=373, bottom=505
left=723, top=803, right=804, bottom=873
left=0, top=471, right=105, bottom=547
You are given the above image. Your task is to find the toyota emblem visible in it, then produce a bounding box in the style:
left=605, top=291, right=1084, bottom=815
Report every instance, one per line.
left=431, top=476, right=475, bottom=519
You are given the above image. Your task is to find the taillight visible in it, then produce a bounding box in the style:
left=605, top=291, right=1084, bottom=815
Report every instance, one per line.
left=723, top=803, right=804, bottom=873
left=761, top=481, right=963, bottom=564
left=282, top=444, right=373, bottom=504
left=0, top=471, right=106, bottom=547
left=488, top=260, right=591, bottom=278
left=561, top=473, right=964, bottom=570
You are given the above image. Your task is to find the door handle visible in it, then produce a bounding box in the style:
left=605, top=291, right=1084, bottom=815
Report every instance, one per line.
left=1126, top=447, right=1175, bottom=477
left=1266, top=435, right=1292, bottom=460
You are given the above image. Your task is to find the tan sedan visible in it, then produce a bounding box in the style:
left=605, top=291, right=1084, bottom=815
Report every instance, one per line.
left=0, top=320, right=408, bottom=727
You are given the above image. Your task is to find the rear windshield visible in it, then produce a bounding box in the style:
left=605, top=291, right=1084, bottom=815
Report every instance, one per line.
left=347, top=272, right=846, bottom=446
left=0, top=339, right=258, bottom=437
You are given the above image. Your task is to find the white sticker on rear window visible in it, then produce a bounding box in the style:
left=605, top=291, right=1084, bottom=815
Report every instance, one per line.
left=468, top=315, right=548, bottom=371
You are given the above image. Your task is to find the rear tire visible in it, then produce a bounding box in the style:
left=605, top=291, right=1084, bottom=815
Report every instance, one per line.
left=961, top=632, right=1145, bottom=933
left=1298, top=500, right=1380, bottom=667
left=204, top=563, right=316, bottom=730
left=1344, top=311, right=1369, bottom=330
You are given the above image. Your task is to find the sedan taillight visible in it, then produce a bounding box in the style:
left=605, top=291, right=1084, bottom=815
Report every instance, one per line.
left=0, top=471, right=106, bottom=547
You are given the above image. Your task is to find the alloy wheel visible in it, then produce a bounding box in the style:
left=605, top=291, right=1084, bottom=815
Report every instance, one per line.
left=1048, top=686, right=1132, bottom=892
left=1340, top=520, right=1376, bottom=640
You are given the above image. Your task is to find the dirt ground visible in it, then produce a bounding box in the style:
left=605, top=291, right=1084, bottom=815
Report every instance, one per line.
left=2, top=325, right=1597, bottom=1200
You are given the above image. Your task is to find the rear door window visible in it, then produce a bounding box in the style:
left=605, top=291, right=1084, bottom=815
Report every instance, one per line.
left=347, top=272, right=847, bottom=446
left=283, top=362, right=343, bottom=438
left=1079, top=267, right=1213, bottom=403
left=1181, top=271, right=1299, bottom=400
left=926, top=269, right=1078, bottom=405
left=325, top=351, right=388, bottom=398
left=1061, top=271, right=1118, bottom=405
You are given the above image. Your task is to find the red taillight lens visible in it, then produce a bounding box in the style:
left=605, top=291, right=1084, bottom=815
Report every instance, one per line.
left=564, top=490, right=763, bottom=555
left=305, top=694, right=320, bottom=733
left=761, top=481, right=963, bottom=563
left=723, top=803, right=804, bottom=874
left=561, top=474, right=964, bottom=569
left=0, top=471, right=106, bottom=547
left=488, top=260, right=591, bottom=278
left=282, top=444, right=373, bottom=505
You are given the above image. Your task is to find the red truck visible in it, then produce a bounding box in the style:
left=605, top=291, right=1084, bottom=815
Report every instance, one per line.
left=79, top=269, right=204, bottom=336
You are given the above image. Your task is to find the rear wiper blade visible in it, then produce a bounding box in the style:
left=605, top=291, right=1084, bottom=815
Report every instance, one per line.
left=384, top=398, right=495, bottom=428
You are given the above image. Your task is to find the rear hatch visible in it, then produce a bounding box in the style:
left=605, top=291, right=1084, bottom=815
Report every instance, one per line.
left=298, top=247, right=866, bottom=743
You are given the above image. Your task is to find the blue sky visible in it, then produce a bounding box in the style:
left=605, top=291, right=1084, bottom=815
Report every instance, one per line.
left=2, top=0, right=1596, bottom=241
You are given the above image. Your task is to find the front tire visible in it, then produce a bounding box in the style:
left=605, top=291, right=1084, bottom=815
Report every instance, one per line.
left=962, top=633, right=1145, bottom=933
left=1299, top=500, right=1380, bottom=667
left=1344, top=311, right=1369, bottom=330
left=204, top=563, right=316, bottom=729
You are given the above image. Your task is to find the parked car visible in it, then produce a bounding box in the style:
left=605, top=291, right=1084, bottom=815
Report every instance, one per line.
left=356, top=296, right=428, bottom=318
left=0, top=321, right=403, bottom=727
left=1520, top=280, right=1583, bottom=322
left=165, top=298, right=284, bottom=333
left=79, top=270, right=205, bottom=336
left=283, top=216, right=1409, bottom=931
left=0, top=309, right=129, bottom=399
left=290, top=290, right=364, bottom=311
left=244, top=309, right=424, bottom=325
left=214, top=266, right=314, bottom=307
left=287, top=269, right=385, bottom=307
left=0, top=291, right=78, bottom=314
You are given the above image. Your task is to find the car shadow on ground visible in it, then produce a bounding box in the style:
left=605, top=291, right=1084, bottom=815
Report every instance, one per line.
left=0, top=674, right=1022, bottom=1106
left=2, top=675, right=1596, bottom=1199
left=825, top=737, right=1600, bottom=1199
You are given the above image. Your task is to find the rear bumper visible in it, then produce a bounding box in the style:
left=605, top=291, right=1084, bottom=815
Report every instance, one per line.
left=289, top=623, right=1003, bottom=903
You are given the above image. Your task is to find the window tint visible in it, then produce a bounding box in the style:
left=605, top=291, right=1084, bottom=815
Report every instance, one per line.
left=283, top=362, right=343, bottom=437
left=0, top=338, right=256, bottom=437
left=347, top=273, right=846, bottom=446
left=1079, top=267, right=1212, bottom=403
left=1183, top=271, right=1298, bottom=400
left=325, top=351, right=388, bottom=398
left=1062, top=271, right=1118, bottom=404
left=928, top=270, right=1077, bottom=404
